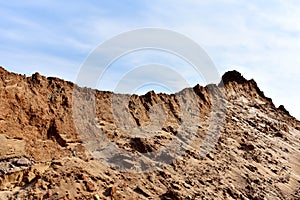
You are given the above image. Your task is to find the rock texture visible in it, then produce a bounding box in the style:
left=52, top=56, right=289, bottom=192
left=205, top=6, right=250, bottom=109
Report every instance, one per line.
left=0, top=67, right=299, bottom=199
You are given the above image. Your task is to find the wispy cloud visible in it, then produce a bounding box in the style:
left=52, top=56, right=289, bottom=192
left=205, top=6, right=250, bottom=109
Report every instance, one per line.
left=0, top=0, right=300, bottom=118
left=140, top=0, right=300, bottom=118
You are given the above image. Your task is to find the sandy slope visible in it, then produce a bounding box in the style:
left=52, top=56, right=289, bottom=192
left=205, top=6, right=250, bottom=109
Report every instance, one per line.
left=0, top=67, right=299, bottom=199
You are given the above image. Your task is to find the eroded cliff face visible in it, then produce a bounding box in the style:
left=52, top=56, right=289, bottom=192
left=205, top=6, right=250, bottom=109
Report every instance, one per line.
left=0, top=67, right=299, bottom=199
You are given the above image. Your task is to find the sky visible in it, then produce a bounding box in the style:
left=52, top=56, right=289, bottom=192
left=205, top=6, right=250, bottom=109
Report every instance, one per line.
left=0, top=0, right=300, bottom=118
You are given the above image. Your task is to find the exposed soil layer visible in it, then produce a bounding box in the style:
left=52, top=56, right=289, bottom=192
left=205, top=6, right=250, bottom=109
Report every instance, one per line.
left=0, top=67, right=299, bottom=199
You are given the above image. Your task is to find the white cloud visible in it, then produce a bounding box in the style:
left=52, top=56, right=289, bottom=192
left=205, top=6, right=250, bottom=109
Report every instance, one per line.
left=140, top=0, right=300, bottom=118
left=1, top=0, right=300, bottom=118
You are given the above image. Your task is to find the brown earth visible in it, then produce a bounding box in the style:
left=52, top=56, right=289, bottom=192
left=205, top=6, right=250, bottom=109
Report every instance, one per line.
left=0, top=66, right=299, bottom=199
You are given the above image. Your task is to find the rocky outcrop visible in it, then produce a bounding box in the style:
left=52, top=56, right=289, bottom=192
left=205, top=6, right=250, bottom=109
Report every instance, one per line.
left=0, top=66, right=299, bottom=199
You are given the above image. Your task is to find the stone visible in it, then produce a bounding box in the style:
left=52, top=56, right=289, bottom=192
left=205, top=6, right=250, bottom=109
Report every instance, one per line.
left=94, top=194, right=100, bottom=200
left=14, top=158, right=31, bottom=166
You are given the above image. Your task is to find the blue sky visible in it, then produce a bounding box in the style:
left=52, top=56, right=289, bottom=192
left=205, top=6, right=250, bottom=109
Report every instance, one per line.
left=1, top=0, right=300, bottom=118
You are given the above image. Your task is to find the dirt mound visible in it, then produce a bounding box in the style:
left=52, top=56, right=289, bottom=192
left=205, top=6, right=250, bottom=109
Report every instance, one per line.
left=0, top=66, right=299, bottom=199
